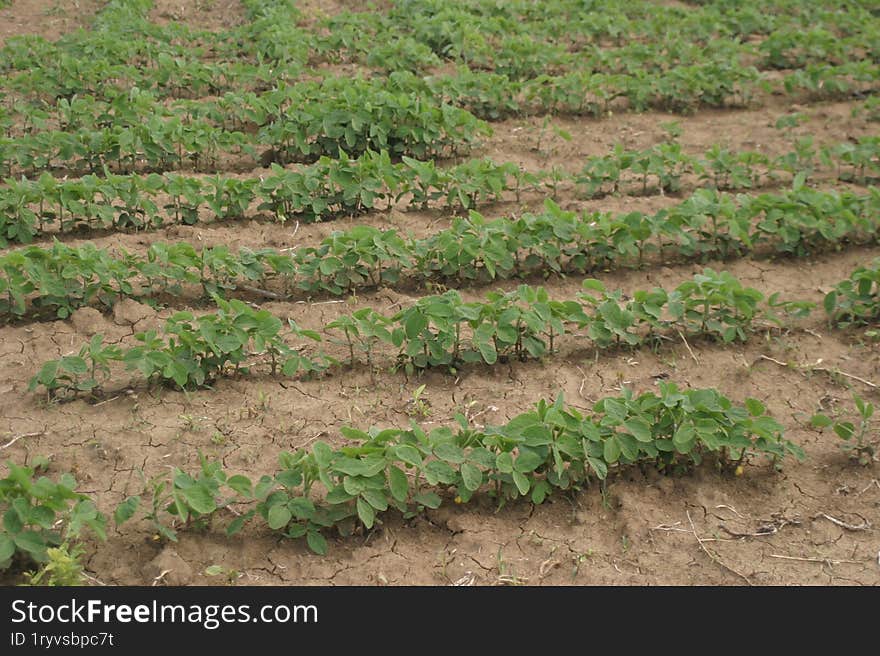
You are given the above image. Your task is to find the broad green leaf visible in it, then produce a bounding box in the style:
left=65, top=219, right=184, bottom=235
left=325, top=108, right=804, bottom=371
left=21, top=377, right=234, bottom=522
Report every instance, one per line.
left=267, top=505, right=292, bottom=530
left=810, top=414, right=833, bottom=428
left=413, top=491, right=442, bottom=509
left=0, top=534, right=15, bottom=563
left=357, top=497, right=375, bottom=529
left=389, top=465, right=408, bottom=502
left=512, top=470, right=530, bottom=495
left=745, top=398, right=766, bottom=417
left=623, top=418, right=653, bottom=443
left=361, top=489, right=388, bottom=512
left=460, top=463, right=482, bottom=492
left=306, top=530, right=328, bottom=555
left=182, top=484, right=216, bottom=515
left=495, top=452, right=514, bottom=473
left=113, top=497, right=140, bottom=526
left=603, top=436, right=621, bottom=463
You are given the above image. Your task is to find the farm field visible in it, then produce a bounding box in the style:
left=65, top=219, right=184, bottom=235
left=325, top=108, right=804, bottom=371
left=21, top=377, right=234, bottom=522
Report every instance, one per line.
left=0, top=0, right=879, bottom=586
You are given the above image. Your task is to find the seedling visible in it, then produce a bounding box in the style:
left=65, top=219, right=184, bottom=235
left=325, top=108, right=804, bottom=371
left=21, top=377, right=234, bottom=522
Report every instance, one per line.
left=812, top=394, right=877, bottom=466
left=406, top=384, right=431, bottom=419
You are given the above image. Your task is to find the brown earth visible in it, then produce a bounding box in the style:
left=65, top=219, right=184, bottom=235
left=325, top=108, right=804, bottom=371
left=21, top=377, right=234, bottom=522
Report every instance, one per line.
left=148, top=0, right=246, bottom=31
left=0, top=0, right=102, bottom=46
left=0, top=3, right=878, bottom=586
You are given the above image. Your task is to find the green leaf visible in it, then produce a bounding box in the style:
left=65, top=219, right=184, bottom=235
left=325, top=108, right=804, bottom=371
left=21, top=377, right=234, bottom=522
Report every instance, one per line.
left=361, top=489, right=388, bottom=512
left=603, top=436, right=621, bottom=463
left=226, top=510, right=255, bottom=536
left=586, top=455, right=608, bottom=480
left=413, top=491, right=442, bottom=509
left=267, top=504, right=292, bottom=530
left=13, top=531, right=47, bottom=559
left=312, top=441, right=333, bottom=469
left=473, top=324, right=497, bottom=364
left=389, top=465, right=408, bottom=502
left=306, top=530, right=327, bottom=555
left=673, top=423, right=696, bottom=453
left=424, top=460, right=456, bottom=485
left=823, top=291, right=837, bottom=316
left=357, top=497, right=375, bottom=529
left=288, top=498, right=316, bottom=520
left=623, top=418, right=653, bottom=443
left=745, top=398, right=766, bottom=417
left=0, top=534, right=15, bottom=563
left=182, top=484, right=216, bottom=515
left=113, top=497, right=140, bottom=526
left=460, top=463, right=482, bottom=492
left=531, top=480, right=551, bottom=504
left=226, top=475, right=253, bottom=497
left=833, top=422, right=855, bottom=441
left=512, top=470, right=530, bottom=495
left=495, top=452, right=514, bottom=473
left=434, top=443, right=465, bottom=464
left=394, top=444, right=423, bottom=466
left=404, top=311, right=427, bottom=339
left=810, top=414, right=833, bottom=428
left=513, top=450, right=543, bottom=473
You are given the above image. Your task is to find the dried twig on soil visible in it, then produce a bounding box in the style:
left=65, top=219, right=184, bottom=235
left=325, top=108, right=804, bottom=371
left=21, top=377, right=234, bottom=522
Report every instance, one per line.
left=758, top=355, right=878, bottom=389
left=686, top=510, right=752, bottom=585
left=539, top=558, right=560, bottom=577
left=82, top=571, right=106, bottom=586
left=715, top=504, right=744, bottom=518
left=814, top=513, right=871, bottom=532
left=0, top=431, right=44, bottom=450
left=650, top=521, right=687, bottom=532
left=575, top=365, right=589, bottom=401
left=721, top=513, right=800, bottom=539
left=677, top=330, right=699, bottom=364
left=241, top=285, right=287, bottom=300
left=769, top=554, right=861, bottom=565
left=91, top=395, right=121, bottom=407
left=151, top=569, right=171, bottom=586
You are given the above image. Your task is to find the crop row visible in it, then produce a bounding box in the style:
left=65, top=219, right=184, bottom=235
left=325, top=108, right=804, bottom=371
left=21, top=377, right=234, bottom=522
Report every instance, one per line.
left=3, top=185, right=877, bottom=321
left=111, top=385, right=803, bottom=553
left=2, top=382, right=804, bottom=566
left=335, top=1, right=879, bottom=77
left=5, top=64, right=875, bottom=172
left=0, top=152, right=518, bottom=245
left=0, top=77, right=490, bottom=177
left=3, top=0, right=876, bottom=108
left=2, top=61, right=876, bottom=182
left=824, top=259, right=880, bottom=329
left=3, top=132, right=879, bottom=246
left=574, top=135, right=880, bottom=197
left=28, top=269, right=812, bottom=398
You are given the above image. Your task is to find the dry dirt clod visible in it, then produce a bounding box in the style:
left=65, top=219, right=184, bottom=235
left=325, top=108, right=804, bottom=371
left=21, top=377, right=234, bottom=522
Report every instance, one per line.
left=113, top=299, right=155, bottom=327
left=143, top=548, right=194, bottom=586
left=70, top=307, right=107, bottom=336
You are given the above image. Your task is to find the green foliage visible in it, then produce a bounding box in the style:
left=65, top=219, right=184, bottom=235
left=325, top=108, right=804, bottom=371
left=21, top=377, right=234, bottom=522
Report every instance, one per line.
left=0, top=462, right=106, bottom=571
left=29, top=296, right=326, bottom=398
left=4, top=185, right=876, bottom=322
left=811, top=393, right=876, bottom=466
left=23, top=543, right=88, bottom=586
left=0, top=151, right=519, bottom=244
left=115, top=386, right=803, bottom=553
left=824, top=259, right=880, bottom=328
left=30, top=270, right=809, bottom=396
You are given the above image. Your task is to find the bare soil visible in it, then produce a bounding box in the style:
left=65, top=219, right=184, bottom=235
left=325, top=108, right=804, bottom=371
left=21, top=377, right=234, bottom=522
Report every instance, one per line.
left=148, top=0, right=246, bottom=31
left=0, top=0, right=102, bottom=46
left=1, top=2, right=878, bottom=586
